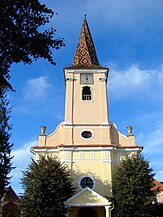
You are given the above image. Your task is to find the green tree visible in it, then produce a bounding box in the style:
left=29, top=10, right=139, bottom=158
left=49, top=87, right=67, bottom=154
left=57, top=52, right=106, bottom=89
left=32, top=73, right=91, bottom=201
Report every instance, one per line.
left=0, top=0, right=64, bottom=200
left=20, top=156, right=75, bottom=217
left=0, top=89, right=13, bottom=200
left=0, top=0, right=64, bottom=90
left=112, top=154, right=157, bottom=217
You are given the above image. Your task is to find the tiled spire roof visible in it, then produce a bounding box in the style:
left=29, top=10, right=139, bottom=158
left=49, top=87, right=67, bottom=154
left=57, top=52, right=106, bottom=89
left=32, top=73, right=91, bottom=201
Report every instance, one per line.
left=72, top=16, right=100, bottom=67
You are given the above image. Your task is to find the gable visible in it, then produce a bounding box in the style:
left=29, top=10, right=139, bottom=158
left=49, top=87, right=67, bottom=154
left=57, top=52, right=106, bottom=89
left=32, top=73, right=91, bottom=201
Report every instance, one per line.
left=3, top=186, right=19, bottom=203
left=65, top=187, right=110, bottom=206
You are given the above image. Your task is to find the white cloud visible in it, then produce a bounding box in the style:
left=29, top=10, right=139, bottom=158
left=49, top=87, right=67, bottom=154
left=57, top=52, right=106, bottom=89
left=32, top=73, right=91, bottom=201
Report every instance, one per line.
left=109, top=65, right=163, bottom=101
left=155, top=170, right=163, bottom=181
left=12, top=141, right=34, bottom=166
left=141, top=120, right=163, bottom=154
left=24, top=76, right=53, bottom=102
left=11, top=74, right=64, bottom=118
left=149, top=158, right=163, bottom=181
left=108, top=65, right=163, bottom=176
left=135, top=110, right=163, bottom=180
left=158, top=67, right=163, bottom=85
left=10, top=140, right=37, bottom=194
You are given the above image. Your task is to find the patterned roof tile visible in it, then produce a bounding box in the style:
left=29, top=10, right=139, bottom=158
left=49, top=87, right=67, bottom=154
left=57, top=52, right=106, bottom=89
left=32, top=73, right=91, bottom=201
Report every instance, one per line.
left=72, top=17, right=100, bottom=67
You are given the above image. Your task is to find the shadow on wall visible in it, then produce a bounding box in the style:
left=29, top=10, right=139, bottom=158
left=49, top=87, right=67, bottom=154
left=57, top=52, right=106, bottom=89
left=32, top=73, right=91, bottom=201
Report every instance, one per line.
left=70, top=169, right=112, bottom=199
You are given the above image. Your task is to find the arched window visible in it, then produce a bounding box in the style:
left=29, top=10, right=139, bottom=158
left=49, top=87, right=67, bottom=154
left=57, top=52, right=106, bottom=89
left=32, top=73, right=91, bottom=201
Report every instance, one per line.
left=82, top=86, right=91, bottom=100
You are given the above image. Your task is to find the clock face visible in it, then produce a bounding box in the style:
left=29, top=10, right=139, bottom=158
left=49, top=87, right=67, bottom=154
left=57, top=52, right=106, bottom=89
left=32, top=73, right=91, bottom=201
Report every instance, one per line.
left=80, top=73, right=94, bottom=84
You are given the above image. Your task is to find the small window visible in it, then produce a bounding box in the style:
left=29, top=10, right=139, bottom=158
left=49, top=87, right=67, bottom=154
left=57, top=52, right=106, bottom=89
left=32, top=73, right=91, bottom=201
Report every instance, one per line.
left=81, top=131, right=92, bottom=139
left=82, top=86, right=91, bottom=100
left=80, top=177, right=94, bottom=189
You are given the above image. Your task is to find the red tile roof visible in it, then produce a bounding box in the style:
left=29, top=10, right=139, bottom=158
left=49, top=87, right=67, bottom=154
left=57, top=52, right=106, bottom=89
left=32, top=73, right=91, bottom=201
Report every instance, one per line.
left=152, top=179, right=163, bottom=191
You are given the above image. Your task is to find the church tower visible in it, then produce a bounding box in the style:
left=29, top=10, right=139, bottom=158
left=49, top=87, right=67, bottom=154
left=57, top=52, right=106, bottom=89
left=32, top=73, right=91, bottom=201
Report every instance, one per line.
left=64, top=17, right=111, bottom=146
left=31, top=17, right=142, bottom=217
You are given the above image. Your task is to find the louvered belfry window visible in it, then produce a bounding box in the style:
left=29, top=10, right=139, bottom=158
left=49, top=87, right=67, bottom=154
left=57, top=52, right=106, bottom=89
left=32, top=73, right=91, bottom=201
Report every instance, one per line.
left=82, top=86, right=91, bottom=100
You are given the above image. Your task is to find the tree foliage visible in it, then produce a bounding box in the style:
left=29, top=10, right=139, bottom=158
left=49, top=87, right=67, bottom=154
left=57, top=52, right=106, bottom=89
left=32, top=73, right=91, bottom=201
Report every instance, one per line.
left=20, top=156, right=75, bottom=217
left=112, top=154, right=157, bottom=217
left=0, top=0, right=64, bottom=90
left=0, top=89, right=13, bottom=200
left=0, top=0, right=64, bottom=201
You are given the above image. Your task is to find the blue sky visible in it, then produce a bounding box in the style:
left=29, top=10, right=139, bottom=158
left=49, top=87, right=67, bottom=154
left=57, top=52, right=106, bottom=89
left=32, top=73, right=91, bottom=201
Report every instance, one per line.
left=9, top=0, right=163, bottom=194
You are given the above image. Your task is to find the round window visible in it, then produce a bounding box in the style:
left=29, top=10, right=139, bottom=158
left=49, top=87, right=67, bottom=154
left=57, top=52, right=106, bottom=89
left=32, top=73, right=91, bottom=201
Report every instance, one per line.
left=81, top=131, right=92, bottom=139
left=80, top=177, right=94, bottom=189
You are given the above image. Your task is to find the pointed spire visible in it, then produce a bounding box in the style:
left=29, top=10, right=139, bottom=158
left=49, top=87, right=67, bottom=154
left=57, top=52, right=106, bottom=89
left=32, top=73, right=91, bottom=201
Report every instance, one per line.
left=72, top=16, right=100, bottom=68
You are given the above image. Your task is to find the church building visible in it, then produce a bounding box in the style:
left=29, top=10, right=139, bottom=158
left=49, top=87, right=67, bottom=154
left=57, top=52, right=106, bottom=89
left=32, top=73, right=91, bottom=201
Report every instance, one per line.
left=31, top=17, right=142, bottom=217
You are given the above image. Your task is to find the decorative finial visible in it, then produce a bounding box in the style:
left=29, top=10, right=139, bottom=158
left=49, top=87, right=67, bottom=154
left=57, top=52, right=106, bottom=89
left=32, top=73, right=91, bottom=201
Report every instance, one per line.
left=41, top=126, right=46, bottom=135
left=84, top=13, right=87, bottom=20
left=127, top=126, right=133, bottom=136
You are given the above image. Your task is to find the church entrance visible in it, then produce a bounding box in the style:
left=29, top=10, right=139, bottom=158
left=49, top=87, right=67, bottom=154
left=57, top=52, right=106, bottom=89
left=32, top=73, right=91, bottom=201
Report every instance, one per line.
left=78, top=207, right=98, bottom=217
